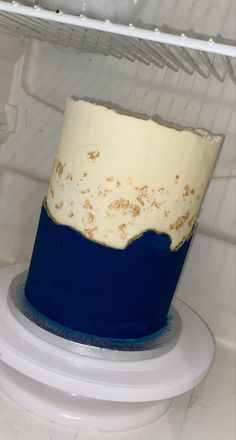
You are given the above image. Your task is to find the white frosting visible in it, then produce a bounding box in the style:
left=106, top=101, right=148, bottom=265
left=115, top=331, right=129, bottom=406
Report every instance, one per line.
left=47, top=99, right=222, bottom=250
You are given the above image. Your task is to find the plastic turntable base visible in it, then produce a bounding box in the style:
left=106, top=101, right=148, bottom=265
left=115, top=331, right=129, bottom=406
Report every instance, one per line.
left=0, top=264, right=215, bottom=432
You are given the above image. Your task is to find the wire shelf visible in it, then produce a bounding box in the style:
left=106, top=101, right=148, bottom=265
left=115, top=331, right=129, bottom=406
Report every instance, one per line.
left=0, top=1, right=236, bottom=83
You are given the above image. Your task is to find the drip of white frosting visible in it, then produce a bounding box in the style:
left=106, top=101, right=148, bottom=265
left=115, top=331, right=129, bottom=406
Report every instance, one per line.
left=47, top=99, right=222, bottom=250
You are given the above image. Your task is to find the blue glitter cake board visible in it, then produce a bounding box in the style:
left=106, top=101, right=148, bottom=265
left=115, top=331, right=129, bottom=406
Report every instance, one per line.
left=9, top=271, right=182, bottom=361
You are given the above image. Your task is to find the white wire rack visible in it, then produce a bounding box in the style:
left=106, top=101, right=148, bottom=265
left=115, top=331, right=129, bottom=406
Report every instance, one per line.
left=0, top=1, right=236, bottom=83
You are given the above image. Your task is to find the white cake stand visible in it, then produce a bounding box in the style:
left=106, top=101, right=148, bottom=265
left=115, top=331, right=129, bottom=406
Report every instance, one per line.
left=0, top=264, right=215, bottom=432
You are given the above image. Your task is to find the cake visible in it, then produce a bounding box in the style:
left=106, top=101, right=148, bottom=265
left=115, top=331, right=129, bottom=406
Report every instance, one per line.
left=25, top=99, right=222, bottom=339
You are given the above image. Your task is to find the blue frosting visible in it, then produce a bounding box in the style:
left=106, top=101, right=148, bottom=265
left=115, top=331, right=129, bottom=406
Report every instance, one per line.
left=25, top=204, right=192, bottom=339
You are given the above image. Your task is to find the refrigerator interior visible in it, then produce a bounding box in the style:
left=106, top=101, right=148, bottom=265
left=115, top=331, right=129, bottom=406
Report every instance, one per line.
left=0, top=1, right=235, bottom=439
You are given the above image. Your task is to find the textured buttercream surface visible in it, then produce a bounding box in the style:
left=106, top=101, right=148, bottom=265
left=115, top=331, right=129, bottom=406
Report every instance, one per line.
left=47, top=99, right=222, bottom=249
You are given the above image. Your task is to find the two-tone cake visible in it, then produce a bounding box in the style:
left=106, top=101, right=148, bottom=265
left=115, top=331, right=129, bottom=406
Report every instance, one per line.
left=25, top=98, right=222, bottom=339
